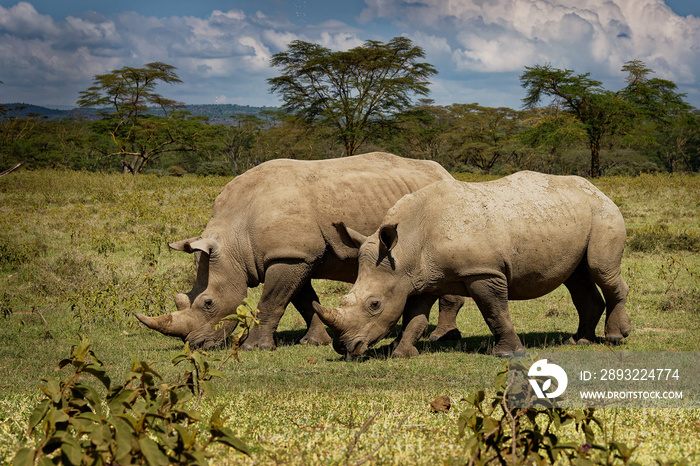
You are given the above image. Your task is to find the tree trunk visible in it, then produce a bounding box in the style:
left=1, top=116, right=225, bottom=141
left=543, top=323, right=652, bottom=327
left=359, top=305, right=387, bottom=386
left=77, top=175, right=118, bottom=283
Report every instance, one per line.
left=589, top=137, right=601, bottom=178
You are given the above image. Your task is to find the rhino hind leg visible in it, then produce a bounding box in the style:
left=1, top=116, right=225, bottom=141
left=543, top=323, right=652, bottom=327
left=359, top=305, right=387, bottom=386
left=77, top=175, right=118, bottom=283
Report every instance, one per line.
left=598, top=274, right=631, bottom=344
left=242, top=260, right=315, bottom=351
left=564, top=262, right=606, bottom=345
left=428, top=295, right=465, bottom=341
left=586, top=219, right=632, bottom=344
left=468, top=276, right=525, bottom=358
left=292, top=282, right=332, bottom=347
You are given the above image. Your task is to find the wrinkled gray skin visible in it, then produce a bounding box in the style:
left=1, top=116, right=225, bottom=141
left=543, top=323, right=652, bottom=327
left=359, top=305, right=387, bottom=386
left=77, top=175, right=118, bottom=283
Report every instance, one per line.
left=135, top=152, right=464, bottom=350
left=314, top=171, right=632, bottom=358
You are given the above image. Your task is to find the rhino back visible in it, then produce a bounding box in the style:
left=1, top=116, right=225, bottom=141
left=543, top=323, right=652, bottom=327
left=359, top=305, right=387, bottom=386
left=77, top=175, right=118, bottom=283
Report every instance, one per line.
left=202, top=153, right=452, bottom=273
left=389, top=172, right=623, bottom=298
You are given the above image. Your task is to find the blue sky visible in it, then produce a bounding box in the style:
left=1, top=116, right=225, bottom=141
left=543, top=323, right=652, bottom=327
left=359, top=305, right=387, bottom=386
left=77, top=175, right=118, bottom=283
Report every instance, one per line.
left=1, top=0, right=699, bottom=109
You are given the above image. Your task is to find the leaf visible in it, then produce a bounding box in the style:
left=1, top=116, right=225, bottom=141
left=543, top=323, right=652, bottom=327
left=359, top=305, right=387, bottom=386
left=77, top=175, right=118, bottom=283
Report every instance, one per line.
left=213, top=426, right=251, bottom=456
left=172, top=424, right=194, bottom=449
left=75, top=384, right=103, bottom=415
left=139, top=360, right=162, bottom=379
left=11, top=448, right=36, bottom=466
left=40, top=379, right=62, bottom=404
left=209, top=405, right=225, bottom=428
left=47, top=407, right=70, bottom=429
left=60, top=433, right=83, bottom=465
left=28, top=399, right=50, bottom=435
left=69, top=416, right=95, bottom=434
left=171, top=353, right=187, bottom=365
left=111, top=418, right=135, bottom=462
left=108, top=388, right=137, bottom=414
left=582, top=422, right=596, bottom=445
left=90, top=424, right=112, bottom=450
left=36, top=456, right=55, bottom=466
left=172, top=407, right=203, bottom=423
left=83, top=363, right=111, bottom=389
left=185, top=451, right=209, bottom=465
left=138, top=437, right=169, bottom=466
left=493, top=368, right=509, bottom=389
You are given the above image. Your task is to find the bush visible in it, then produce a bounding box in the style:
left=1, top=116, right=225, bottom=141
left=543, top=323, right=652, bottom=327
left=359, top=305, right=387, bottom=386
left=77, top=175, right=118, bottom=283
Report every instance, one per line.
left=13, top=338, right=250, bottom=466
left=195, top=161, right=235, bottom=177
left=457, top=361, right=688, bottom=465
left=627, top=224, right=700, bottom=253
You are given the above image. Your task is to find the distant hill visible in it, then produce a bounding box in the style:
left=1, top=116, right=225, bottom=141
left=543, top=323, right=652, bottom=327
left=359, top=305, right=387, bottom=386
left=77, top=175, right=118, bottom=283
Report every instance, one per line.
left=0, top=103, right=278, bottom=124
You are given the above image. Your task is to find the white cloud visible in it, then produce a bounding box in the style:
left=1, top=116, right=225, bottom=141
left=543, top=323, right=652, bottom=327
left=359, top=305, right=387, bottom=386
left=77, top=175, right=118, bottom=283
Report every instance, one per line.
left=0, top=0, right=698, bottom=108
left=0, top=4, right=332, bottom=106
left=361, top=0, right=700, bottom=89
left=0, top=1, right=59, bottom=37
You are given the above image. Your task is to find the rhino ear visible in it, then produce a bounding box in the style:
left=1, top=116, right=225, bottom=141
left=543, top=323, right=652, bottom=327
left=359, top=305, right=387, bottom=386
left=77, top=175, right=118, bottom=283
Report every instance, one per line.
left=169, top=237, right=200, bottom=252
left=333, top=222, right=368, bottom=249
left=379, top=224, right=398, bottom=253
left=169, top=237, right=219, bottom=255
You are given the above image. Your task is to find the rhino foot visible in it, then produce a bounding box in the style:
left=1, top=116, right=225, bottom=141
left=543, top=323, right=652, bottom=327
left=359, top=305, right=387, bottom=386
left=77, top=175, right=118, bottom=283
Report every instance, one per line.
left=605, top=335, right=627, bottom=345
left=429, top=328, right=462, bottom=342
left=566, top=335, right=595, bottom=346
left=391, top=344, right=419, bottom=358
left=299, top=330, right=332, bottom=347
left=240, top=338, right=277, bottom=351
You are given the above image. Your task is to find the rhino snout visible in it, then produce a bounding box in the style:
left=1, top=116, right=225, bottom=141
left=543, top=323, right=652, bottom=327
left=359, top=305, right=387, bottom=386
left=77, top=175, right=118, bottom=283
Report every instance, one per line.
left=332, top=337, right=368, bottom=358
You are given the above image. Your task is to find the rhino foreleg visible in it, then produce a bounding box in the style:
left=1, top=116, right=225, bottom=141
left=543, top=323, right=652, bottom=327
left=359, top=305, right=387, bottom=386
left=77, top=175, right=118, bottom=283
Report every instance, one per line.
left=242, top=260, right=314, bottom=351
left=292, top=282, right=332, bottom=347
left=468, top=276, right=525, bottom=358
left=391, top=294, right=437, bottom=358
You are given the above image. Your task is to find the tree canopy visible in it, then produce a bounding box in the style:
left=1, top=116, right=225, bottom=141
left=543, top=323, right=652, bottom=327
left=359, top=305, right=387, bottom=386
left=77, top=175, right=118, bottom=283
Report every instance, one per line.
left=77, top=63, right=203, bottom=175
left=520, top=61, right=692, bottom=177
left=268, top=37, right=436, bottom=157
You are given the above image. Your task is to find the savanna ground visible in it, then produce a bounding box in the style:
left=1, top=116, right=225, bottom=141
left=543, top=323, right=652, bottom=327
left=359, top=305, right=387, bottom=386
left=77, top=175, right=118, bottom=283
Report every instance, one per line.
left=0, top=169, right=699, bottom=464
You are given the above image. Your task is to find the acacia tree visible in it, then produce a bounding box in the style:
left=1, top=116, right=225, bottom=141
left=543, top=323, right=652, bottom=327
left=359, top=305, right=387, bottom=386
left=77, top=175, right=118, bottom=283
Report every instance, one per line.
left=520, top=60, right=691, bottom=177
left=77, top=62, right=203, bottom=174
left=268, top=37, right=436, bottom=157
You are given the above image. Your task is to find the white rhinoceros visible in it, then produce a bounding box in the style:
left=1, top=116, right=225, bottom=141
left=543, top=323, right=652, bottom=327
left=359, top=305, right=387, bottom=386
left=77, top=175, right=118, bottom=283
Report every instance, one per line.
left=314, top=171, right=632, bottom=358
left=136, top=152, right=464, bottom=349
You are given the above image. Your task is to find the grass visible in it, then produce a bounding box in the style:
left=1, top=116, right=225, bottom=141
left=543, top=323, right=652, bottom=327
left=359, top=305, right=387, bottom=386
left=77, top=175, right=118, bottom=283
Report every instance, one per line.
left=1, top=170, right=699, bottom=464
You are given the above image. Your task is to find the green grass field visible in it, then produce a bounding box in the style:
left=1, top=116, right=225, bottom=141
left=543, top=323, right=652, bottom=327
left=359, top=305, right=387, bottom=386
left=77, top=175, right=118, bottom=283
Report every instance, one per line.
left=1, top=170, right=699, bottom=464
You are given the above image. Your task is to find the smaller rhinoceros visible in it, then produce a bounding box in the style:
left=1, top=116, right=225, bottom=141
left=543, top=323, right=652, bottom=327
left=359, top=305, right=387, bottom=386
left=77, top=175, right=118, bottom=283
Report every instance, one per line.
left=313, top=171, right=632, bottom=358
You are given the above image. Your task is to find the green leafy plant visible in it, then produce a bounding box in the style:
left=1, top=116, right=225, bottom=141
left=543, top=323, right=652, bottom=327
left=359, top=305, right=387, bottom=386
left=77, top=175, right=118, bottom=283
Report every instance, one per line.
left=457, top=362, right=643, bottom=465
left=217, top=297, right=259, bottom=364
left=13, top=337, right=250, bottom=465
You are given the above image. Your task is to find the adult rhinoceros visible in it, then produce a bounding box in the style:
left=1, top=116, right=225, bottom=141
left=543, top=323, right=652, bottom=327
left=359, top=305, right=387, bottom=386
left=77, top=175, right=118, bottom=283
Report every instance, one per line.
left=314, top=171, right=632, bottom=358
left=136, top=152, right=464, bottom=350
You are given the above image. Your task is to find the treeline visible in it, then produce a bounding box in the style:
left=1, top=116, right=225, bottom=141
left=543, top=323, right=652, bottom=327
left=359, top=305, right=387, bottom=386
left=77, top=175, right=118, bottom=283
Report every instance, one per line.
left=1, top=101, right=698, bottom=177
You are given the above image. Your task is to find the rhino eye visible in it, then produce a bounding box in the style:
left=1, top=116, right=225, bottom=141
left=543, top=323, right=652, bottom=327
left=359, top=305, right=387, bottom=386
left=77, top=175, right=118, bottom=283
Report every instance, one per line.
left=367, top=299, right=381, bottom=313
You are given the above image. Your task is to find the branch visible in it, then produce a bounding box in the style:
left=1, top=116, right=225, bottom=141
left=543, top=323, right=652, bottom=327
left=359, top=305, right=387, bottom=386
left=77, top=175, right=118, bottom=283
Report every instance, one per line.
left=0, top=161, right=25, bottom=178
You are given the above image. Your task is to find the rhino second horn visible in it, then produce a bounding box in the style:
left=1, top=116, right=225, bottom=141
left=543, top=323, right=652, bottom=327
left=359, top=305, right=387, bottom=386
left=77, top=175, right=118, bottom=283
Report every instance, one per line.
left=135, top=312, right=186, bottom=339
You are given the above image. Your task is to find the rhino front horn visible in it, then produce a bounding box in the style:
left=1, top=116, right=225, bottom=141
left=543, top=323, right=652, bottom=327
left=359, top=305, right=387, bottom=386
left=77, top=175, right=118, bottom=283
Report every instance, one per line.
left=135, top=312, right=186, bottom=339
left=312, top=302, right=341, bottom=329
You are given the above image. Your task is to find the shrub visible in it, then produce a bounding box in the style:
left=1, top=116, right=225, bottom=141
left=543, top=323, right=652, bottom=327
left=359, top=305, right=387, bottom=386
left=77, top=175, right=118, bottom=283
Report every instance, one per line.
left=456, top=361, right=688, bottom=465
left=627, top=224, right=700, bottom=253
left=12, top=337, right=250, bottom=466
